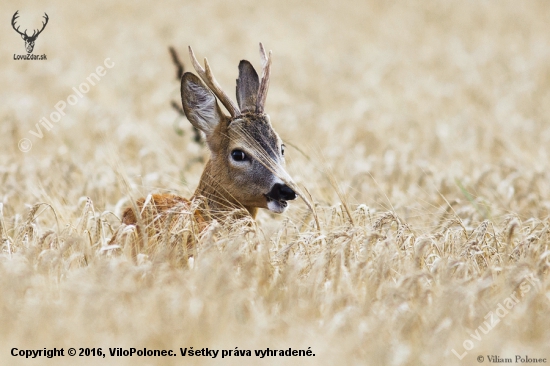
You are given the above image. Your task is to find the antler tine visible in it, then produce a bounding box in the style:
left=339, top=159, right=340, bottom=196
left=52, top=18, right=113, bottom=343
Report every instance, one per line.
left=188, top=46, right=241, bottom=117
left=12, top=11, right=19, bottom=26
left=256, top=42, right=272, bottom=114
left=259, top=42, right=268, bottom=65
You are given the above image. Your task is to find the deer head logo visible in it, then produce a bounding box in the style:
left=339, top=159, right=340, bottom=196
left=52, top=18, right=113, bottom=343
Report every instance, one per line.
left=12, top=11, right=49, bottom=54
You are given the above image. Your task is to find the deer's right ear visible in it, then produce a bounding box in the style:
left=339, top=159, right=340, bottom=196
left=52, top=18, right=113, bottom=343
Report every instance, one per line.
left=236, top=60, right=259, bottom=113
left=181, top=72, right=224, bottom=138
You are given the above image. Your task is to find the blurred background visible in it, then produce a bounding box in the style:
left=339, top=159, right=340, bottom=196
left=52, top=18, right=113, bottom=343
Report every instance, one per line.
left=2, top=0, right=550, bottom=226
left=2, top=0, right=550, bottom=229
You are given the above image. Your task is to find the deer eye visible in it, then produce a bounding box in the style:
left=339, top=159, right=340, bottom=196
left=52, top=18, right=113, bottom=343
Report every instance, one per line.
left=231, top=150, right=247, bottom=162
left=281, top=144, right=285, bottom=156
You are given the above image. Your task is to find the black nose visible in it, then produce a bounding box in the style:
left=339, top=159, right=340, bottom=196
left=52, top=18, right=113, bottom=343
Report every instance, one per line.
left=268, top=183, right=297, bottom=201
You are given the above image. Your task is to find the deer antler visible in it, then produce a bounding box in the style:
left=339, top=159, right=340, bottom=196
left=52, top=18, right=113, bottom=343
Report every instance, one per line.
left=256, top=43, right=272, bottom=114
left=11, top=11, right=26, bottom=37
left=32, top=13, right=49, bottom=38
left=188, top=46, right=241, bottom=118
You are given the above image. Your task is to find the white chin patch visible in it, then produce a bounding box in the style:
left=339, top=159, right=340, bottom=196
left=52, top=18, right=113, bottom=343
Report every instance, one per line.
left=267, top=200, right=287, bottom=214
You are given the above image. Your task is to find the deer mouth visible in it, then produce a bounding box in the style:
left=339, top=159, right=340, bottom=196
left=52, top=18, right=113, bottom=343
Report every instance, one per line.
left=264, top=183, right=296, bottom=214
left=264, top=195, right=289, bottom=213
left=264, top=195, right=289, bottom=207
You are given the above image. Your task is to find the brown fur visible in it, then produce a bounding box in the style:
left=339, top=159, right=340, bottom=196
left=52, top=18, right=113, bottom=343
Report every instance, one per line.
left=120, top=194, right=204, bottom=226
left=110, top=194, right=207, bottom=255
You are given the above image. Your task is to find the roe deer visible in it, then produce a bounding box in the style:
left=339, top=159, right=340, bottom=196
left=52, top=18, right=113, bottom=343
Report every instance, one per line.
left=110, top=44, right=297, bottom=250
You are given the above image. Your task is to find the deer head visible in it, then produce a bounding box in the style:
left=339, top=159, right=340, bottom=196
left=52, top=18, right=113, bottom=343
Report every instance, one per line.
left=181, top=44, right=297, bottom=217
left=12, top=11, right=49, bottom=54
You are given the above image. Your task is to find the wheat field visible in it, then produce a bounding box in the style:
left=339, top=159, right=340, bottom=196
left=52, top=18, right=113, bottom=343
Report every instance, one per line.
left=1, top=0, right=550, bottom=365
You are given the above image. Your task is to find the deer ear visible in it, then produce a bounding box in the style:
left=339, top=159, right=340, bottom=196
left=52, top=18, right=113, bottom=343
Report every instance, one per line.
left=236, top=60, right=259, bottom=113
left=181, top=72, right=224, bottom=138
left=21, top=34, right=26, bottom=40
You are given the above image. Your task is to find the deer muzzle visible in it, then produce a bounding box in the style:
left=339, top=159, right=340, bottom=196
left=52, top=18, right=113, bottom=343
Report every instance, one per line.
left=265, top=183, right=297, bottom=203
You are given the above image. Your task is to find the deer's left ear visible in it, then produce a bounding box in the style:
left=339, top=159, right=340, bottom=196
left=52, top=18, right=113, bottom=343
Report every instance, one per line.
left=20, top=34, right=25, bottom=40
left=181, top=72, right=224, bottom=139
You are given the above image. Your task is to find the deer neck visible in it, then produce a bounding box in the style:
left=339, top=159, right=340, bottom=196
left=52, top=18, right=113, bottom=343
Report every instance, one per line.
left=192, top=159, right=258, bottom=221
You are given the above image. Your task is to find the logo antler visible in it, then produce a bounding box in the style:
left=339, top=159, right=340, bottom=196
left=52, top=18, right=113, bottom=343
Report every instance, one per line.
left=32, top=13, right=49, bottom=39
left=11, top=11, right=26, bottom=37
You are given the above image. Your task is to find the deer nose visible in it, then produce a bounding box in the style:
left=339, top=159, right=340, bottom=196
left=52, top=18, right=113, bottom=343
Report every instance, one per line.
left=269, top=183, right=296, bottom=201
